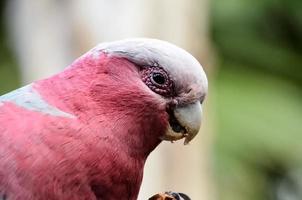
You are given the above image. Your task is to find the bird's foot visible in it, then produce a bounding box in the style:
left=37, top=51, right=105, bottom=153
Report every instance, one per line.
left=148, top=191, right=191, bottom=200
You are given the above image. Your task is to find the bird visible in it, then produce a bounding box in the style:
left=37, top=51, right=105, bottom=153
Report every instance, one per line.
left=0, top=38, right=208, bottom=200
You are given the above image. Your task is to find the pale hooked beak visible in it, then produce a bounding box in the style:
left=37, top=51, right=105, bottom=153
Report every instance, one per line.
left=161, top=101, right=202, bottom=145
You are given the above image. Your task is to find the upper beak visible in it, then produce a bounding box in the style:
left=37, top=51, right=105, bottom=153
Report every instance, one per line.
left=162, top=101, right=203, bottom=144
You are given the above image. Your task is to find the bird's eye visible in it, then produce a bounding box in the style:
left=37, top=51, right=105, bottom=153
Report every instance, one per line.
left=151, top=72, right=166, bottom=85
left=140, top=66, right=174, bottom=97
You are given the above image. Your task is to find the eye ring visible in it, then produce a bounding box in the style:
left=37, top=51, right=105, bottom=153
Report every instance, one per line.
left=140, top=66, right=174, bottom=97
left=151, top=72, right=166, bottom=85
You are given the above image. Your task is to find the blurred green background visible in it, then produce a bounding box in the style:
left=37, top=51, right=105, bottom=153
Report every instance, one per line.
left=0, top=1, right=19, bottom=93
left=1, top=0, right=302, bottom=199
left=212, top=0, right=302, bottom=199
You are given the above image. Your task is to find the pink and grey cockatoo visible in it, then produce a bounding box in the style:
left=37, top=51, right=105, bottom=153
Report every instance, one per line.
left=0, top=38, right=208, bottom=200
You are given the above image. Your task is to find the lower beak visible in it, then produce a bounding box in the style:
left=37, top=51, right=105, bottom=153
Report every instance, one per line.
left=162, top=101, right=202, bottom=144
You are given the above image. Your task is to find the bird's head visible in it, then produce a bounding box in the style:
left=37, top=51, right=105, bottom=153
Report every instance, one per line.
left=89, top=38, right=208, bottom=145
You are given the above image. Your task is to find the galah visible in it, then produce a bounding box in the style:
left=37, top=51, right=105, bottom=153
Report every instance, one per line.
left=0, top=38, right=208, bottom=200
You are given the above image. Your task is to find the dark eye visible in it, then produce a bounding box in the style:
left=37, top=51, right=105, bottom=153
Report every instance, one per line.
left=151, top=72, right=166, bottom=85
left=140, top=66, right=174, bottom=97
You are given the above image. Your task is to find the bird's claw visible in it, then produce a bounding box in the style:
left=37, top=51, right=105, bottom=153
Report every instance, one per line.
left=148, top=192, right=191, bottom=200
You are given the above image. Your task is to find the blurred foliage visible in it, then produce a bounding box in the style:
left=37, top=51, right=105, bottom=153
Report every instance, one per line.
left=214, top=65, right=302, bottom=200
left=211, top=0, right=302, bottom=199
left=0, top=0, right=20, bottom=94
left=212, top=0, right=302, bottom=86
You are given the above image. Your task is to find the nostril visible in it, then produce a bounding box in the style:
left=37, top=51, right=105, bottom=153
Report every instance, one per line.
left=186, top=88, right=192, bottom=94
